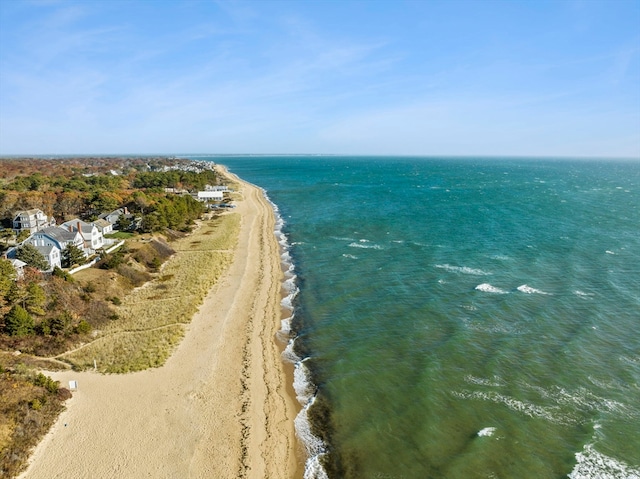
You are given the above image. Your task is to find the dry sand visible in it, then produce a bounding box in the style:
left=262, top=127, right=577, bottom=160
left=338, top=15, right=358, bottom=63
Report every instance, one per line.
left=18, top=170, right=301, bottom=479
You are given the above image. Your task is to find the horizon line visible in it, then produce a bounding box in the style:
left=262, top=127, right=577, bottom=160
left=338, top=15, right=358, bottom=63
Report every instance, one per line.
left=1, top=153, right=639, bottom=161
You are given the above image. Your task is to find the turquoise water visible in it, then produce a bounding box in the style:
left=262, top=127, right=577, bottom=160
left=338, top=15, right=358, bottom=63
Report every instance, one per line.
left=193, top=156, right=640, bottom=479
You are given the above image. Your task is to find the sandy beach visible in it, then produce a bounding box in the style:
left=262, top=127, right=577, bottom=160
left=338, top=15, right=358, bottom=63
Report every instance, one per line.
left=18, top=169, right=300, bottom=479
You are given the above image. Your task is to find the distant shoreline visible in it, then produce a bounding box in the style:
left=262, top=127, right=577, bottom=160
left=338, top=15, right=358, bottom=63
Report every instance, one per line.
left=18, top=166, right=300, bottom=478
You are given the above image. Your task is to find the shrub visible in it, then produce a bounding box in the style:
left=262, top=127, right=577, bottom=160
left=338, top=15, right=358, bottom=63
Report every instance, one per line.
left=150, top=257, right=161, bottom=271
left=100, top=249, right=125, bottom=270
left=74, top=320, right=91, bottom=335
left=36, top=320, right=51, bottom=336
left=117, top=264, right=151, bottom=287
left=33, top=372, right=59, bottom=393
left=3, top=305, right=34, bottom=337
left=49, top=311, right=72, bottom=336
left=57, top=388, right=72, bottom=400
left=52, top=266, right=74, bottom=282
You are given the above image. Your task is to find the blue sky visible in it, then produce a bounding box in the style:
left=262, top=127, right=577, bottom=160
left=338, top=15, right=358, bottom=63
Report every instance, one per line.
left=1, top=0, right=639, bottom=157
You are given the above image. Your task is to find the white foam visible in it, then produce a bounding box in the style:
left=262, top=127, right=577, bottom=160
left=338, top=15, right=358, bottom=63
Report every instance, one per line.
left=436, top=264, right=492, bottom=276
left=348, top=242, right=382, bottom=250
left=569, top=443, right=640, bottom=479
left=280, top=315, right=292, bottom=334
left=606, top=250, right=616, bottom=255
left=303, top=454, right=330, bottom=479
left=281, top=338, right=300, bottom=363
left=262, top=188, right=333, bottom=479
left=412, top=241, right=429, bottom=247
left=342, top=253, right=358, bottom=259
left=293, top=360, right=315, bottom=405
left=283, top=274, right=298, bottom=291
left=295, top=395, right=329, bottom=479
left=452, top=390, right=573, bottom=425
left=475, top=283, right=508, bottom=294
left=295, top=397, right=327, bottom=456
left=517, top=284, right=551, bottom=295
left=281, top=293, right=296, bottom=311
left=517, top=382, right=635, bottom=420
left=465, top=375, right=504, bottom=387
left=477, top=427, right=496, bottom=437
left=574, top=290, right=594, bottom=298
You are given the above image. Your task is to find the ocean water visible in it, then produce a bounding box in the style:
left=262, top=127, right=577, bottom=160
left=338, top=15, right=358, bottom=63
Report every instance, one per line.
left=192, top=156, right=640, bottom=479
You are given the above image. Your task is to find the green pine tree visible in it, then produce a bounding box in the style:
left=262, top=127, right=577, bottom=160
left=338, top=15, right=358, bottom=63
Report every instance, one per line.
left=3, top=305, right=34, bottom=337
left=25, top=282, right=46, bottom=316
left=15, top=243, right=49, bottom=270
left=62, top=244, right=86, bottom=268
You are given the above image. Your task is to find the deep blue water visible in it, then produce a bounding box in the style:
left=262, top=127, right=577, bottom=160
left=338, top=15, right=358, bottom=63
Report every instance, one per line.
left=191, top=156, right=640, bottom=479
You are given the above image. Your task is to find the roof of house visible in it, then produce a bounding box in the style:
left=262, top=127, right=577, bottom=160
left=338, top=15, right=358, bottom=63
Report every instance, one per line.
left=33, top=243, right=59, bottom=257
left=99, top=208, right=127, bottom=220
left=10, top=258, right=28, bottom=268
left=93, top=219, right=111, bottom=228
left=61, top=219, right=96, bottom=235
left=14, top=208, right=44, bottom=218
left=37, top=226, right=79, bottom=243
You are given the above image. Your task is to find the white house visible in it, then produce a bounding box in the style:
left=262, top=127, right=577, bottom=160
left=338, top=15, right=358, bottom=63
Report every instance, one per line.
left=34, top=244, right=62, bottom=271
left=9, top=258, right=27, bottom=279
left=5, top=244, right=61, bottom=272
left=24, top=226, right=84, bottom=256
left=61, top=219, right=104, bottom=253
left=92, top=218, right=113, bottom=235
left=13, top=209, right=54, bottom=234
left=99, top=208, right=129, bottom=228
left=196, top=191, right=224, bottom=201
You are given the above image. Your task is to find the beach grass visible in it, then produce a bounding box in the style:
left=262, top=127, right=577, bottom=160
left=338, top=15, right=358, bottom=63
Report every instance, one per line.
left=63, top=213, right=240, bottom=373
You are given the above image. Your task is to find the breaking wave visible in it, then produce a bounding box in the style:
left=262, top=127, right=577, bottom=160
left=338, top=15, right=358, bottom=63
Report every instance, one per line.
left=264, top=188, right=329, bottom=479
left=475, top=283, right=508, bottom=294
left=569, top=443, right=640, bottom=479
left=436, top=264, right=492, bottom=275
left=517, top=284, right=551, bottom=295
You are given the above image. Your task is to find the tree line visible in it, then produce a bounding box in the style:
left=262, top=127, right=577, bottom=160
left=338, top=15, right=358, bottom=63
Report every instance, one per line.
left=0, top=158, right=219, bottom=235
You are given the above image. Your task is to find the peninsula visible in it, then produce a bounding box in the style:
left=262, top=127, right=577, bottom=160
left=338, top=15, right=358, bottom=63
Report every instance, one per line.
left=1, top=160, right=299, bottom=478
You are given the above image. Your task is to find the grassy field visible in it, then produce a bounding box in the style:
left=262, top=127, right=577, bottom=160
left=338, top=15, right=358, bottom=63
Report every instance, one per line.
left=63, top=213, right=240, bottom=373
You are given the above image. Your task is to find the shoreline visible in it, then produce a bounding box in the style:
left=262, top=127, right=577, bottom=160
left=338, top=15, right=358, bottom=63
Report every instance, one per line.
left=18, top=167, right=301, bottom=478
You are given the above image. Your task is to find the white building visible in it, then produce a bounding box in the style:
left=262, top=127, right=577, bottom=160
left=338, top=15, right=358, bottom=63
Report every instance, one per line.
left=9, top=258, right=27, bottom=279
left=92, top=218, right=113, bottom=235
left=196, top=191, right=224, bottom=201
left=13, top=209, right=54, bottom=234
left=61, top=219, right=104, bottom=253
left=25, top=226, right=84, bottom=256
left=5, top=243, right=62, bottom=272
left=99, top=208, right=129, bottom=228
